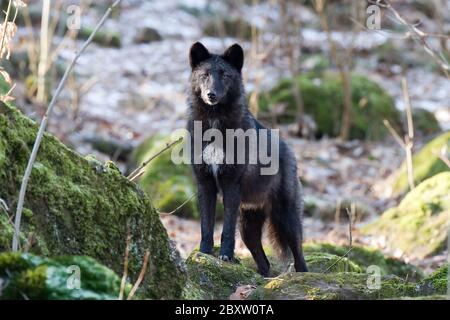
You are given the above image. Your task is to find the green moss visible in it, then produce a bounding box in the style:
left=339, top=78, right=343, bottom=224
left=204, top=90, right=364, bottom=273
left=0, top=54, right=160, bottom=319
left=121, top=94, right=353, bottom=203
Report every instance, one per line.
left=132, top=134, right=199, bottom=219
left=417, top=265, right=448, bottom=296
left=132, top=135, right=224, bottom=220
left=391, top=131, right=450, bottom=195
left=304, top=243, right=423, bottom=280
left=306, top=252, right=362, bottom=273
left=0, top=102, right=186, bottom=299
left=249, top=272, right=418, bottom=300
left=185, top=251, right=265, bottom=300
left=133, top=27, right=162, bottom=44
left=364, top=172, right=450, bottom=259
left=258, top=72, right=401, bottom=140
left=0, top=252, right=132, bottom=300
left=242, top=248, right=362, bottom=276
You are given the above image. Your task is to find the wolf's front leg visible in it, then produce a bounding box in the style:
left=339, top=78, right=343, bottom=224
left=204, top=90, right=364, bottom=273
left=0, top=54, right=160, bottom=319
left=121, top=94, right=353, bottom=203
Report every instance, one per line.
left=219, top=180, right=241, bottom=261
left=197, top=177, right=217, bottom=254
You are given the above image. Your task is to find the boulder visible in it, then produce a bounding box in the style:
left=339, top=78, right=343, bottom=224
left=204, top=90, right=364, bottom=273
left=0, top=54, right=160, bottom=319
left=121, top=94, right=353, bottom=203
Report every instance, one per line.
left=248, top=272, right=417, bottom=300
left=131, top=134, right=199, bottom=219
left=184, top=250, right=265, bottom=300
left=242, top=247, right=362, bottom=275
left=304, top=243, right=423, bottom=281
left=391, top=131, right=450, bottom=195
left=364, top=172, right=450, bottom=259
left=133, top=27, right=162, bottom=44
left=0, top=102, right=186, bottom=299
left=0, top=252, right=130, bottom=300
left=131, top=135, right=225, bottom=220
left=417, top=265, right=448, bottom=296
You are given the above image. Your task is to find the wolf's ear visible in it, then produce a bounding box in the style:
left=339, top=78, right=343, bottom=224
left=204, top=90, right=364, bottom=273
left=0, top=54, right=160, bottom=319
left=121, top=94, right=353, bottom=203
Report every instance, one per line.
left=189, top=42, right=210, bottom=69
left=222, top=43, right=244, bottom=72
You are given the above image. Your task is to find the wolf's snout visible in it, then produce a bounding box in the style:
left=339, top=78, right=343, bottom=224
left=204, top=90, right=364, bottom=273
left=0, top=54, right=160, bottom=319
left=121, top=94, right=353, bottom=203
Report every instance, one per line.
left=207, top=92, right=217, bottom=102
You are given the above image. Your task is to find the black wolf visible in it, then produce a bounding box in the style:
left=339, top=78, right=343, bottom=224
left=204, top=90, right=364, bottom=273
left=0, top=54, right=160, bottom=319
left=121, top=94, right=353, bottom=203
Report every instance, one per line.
left=187, top=42, right=308, bottom=276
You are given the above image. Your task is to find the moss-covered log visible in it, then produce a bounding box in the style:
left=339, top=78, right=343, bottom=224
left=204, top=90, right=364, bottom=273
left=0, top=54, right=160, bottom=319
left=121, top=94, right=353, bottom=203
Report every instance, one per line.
left=0, top=102, right=186, bottom=299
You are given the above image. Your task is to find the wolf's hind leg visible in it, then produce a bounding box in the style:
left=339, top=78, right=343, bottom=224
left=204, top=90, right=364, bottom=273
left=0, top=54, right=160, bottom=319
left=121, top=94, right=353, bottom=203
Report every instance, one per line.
left=240, top=209, right=270, bottom=277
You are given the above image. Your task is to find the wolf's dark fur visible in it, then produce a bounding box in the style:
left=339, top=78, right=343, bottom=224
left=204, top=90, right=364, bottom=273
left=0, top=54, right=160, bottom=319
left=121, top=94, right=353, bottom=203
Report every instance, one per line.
left=187, top=42, right=307, bottom=276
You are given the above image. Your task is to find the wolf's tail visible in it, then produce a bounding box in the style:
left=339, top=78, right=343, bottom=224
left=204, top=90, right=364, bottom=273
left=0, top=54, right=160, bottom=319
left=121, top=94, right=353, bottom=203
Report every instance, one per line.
left=267, top=188, right=304, bottom=262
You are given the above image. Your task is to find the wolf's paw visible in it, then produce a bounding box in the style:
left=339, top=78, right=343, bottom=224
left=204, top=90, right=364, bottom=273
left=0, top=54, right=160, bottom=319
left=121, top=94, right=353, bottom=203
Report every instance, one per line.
left=218, top=255, right=231, bottom=262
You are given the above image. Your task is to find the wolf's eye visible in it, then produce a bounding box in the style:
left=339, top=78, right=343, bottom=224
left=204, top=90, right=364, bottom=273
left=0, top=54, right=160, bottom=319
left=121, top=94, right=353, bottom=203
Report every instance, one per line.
left=222, top=73, right=231, bottom=79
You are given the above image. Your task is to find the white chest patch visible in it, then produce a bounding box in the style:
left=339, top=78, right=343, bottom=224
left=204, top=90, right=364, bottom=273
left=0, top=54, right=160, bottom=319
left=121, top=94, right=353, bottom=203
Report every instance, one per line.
left=203, top=144, right=224, bottom=177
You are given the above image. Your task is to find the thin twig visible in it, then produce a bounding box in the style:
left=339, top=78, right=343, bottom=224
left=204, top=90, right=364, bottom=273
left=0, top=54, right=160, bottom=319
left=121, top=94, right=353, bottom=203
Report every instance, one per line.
left=119, top=230, right=131, bottom=300
left=127, top=137, right=183, bottom=181
left=345, top=206, right=354, bottom=272
left=12, top=0, right=123, bottom=252
left=126, top=250, right=150, bottom=300
left=324, top=247, right=354, bottom=273
left=383, top=119, right=405, bottom=148
left=402, top=77, right=415, bottom=190
left=158, top=192, right=197, bottom=216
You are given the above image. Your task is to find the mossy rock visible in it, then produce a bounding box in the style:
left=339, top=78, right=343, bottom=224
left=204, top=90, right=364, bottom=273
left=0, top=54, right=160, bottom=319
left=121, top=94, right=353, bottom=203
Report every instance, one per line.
left=184, top=250, right=265, bottom=300
left=132, top=135, right=224, bottom=220
left=305, top=252, right=362, bottom=273
left=132, top=134, right=198, bottom=219
left=242, top=248, right=362, bottom=276
left=364, top=172, right=450, bottom=259
left=417, top=265, right=448, bottom=296
left=0, top=102, right=186, bottom=299
left=391, top=131, right=450, bottom=195
left=78, top=27, right=121, bottom=48
left=303, top=243, right=423, bottom=281
left=258, top=73, right=401, bottom=140
left=0, top=252, right=131, bottom=300
left=133, top=27, right=162, bottom=44
left=242, top=243, right=421, bottom=279
left=249, top=272, right=418, bottom=300
left=203, top=17, right=255, bottom=40
left=410, top=108, right=441, bottom=136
